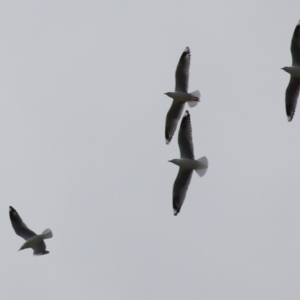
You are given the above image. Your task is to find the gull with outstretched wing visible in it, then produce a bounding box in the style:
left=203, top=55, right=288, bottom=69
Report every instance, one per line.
left=165, top=47, right=201, bottom=144
left=169, top=111, right=208, bottom=215
left=9, top=206, right=53, bottom=255
left=282, top=20, right=300, bottom=121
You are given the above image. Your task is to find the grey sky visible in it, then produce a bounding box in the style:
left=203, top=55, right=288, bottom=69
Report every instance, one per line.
left=0, top=1, right=300, bottom=299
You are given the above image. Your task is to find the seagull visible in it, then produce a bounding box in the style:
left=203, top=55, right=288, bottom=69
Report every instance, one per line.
left=9, top=206, right=53, bottom=255
left=165, top=47, right=200, bottom=144
left=282, top=20, right=300, bottom=121
left=169, top=111, right=208, bottom=215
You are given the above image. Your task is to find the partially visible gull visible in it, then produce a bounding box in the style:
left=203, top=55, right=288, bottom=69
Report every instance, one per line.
left=282, top=20, right=300, bottom=121
left=169, top=111, right=208, bottom=215
left=9, top=206, right=53, bottom=255
left=165, top=47, right=200, bottom=144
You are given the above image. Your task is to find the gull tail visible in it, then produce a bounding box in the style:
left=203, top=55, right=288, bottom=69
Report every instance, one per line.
left=41, top=228, right=53, bottom=240
left=187, top=90, right=200, bottom=108
left=195, top=156, right=208, bottom=177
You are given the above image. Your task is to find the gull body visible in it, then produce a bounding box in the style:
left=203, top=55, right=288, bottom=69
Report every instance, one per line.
left=19, top=229, right=53, bottom=252
left=169, top=158, right=206, bottom=169
left=165, top=91, right=200, bottom=102
left=19, top=234, right=46, bottom=251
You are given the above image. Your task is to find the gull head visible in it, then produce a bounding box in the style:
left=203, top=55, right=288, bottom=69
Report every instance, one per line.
left=281, top=66, right=294, bottom=74
left=18, top=243, right=29, bottom=251
left=164, top=92, right=172, bottom=98
left=168, top=159, right=181, bottom=166
left=281, top=66, right=300, bottom=76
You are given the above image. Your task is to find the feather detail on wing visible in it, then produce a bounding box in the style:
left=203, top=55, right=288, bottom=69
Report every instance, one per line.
left=291, top=21, right=300, bottom=66
left=173, top=168, right=193, bottom=216
left=178, top=111, right=194, bottom=159
left=9, top=206, right=36, bottom=240
left=165, top=101, right=185, bottom=144
left=175, top=47, right=191, bottom=92
left=285, top=76, right=300, bottom=121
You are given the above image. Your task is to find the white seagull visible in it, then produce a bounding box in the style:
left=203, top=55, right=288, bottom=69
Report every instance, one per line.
left=169, top=111, right=208, bottom=215
left=165, top=47, right=200, bottom=144
left=282, top=20, right=300, bottom=121
left=9, top=206, right=53, bottom=255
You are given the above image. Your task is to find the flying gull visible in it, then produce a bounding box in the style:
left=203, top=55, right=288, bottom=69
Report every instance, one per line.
left=282, top=20, right=300, bottom=121
left=9, top=206, right=53, bottom=255
left=165, top=47, right=200, bottom=144
left=169, top=111, right=208, bottom=215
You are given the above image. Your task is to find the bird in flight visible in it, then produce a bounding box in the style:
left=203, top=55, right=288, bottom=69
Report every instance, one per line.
left=169, top=111, right=208, bottom=215
left=282, top=20, right=300, bottom=121
left=9, top=206, right=53, bottom=255
left=165, top=47, right=200, bottom=144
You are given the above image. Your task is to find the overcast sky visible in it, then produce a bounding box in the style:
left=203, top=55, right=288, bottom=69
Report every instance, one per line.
left=0, top=1, right=300, bottom=299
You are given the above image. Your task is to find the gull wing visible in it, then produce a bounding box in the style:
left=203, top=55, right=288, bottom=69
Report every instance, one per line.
left=291, top=20, right=300, bottom=66
left=175, top=47, right=191, bottom=92
left=165, top=101, right=185, bottom=144
left=9, top=206, right=36, bottom=240
left=172, top=168, right=193, bottom=216
left=178, top=111, right=194, bottom=159
left=285, top=76, right=300, bottom=121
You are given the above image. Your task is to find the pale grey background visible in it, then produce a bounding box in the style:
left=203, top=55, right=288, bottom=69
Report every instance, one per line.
left=0, top=1, right=299, bottom=299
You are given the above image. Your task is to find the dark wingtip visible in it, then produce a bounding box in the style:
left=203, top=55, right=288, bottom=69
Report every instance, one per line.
left=173, top=205, right=181, bottom=216
left=184, top=46, right=191, bottom=54
left=178, top=47, right=191, bottom=62
left=9, top=206, right=16, bottom=215
left=183, top=47, right=191, bottom=58
left=287, top=113, right=294, bottom=122
left=181, top=111, right=191, bottom=125
left=165, top=132, right=173, bottom=145
left=184, top=110, right=190, bottom=117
